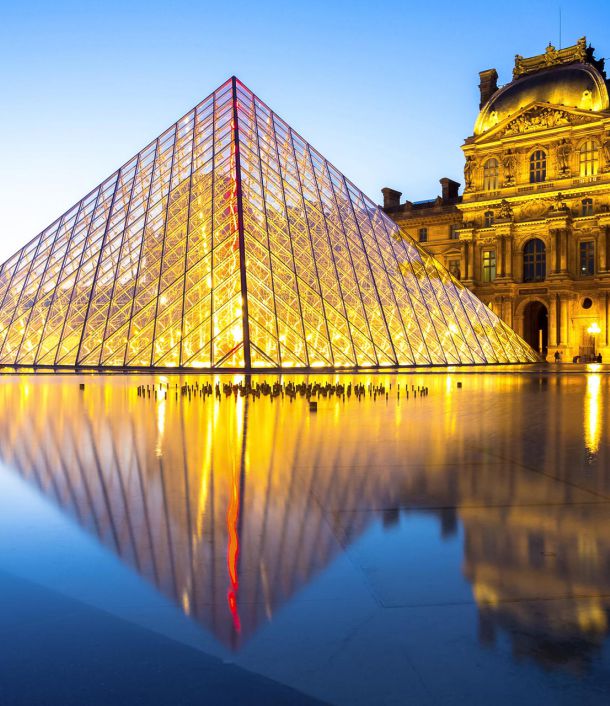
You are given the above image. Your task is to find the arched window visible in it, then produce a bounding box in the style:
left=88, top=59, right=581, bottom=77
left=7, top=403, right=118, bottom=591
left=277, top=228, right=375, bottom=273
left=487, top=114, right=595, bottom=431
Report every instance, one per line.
left=483, top=158, right=499, bottom=191
left=529, top=150, right=546, bottom=183
left=484, top=210, right=494, bottom=227
left=523, top=238, right=546, bottom=282
left=580, top=141, right=599, bottom=176
left=582, top=198, right=593, bottom=216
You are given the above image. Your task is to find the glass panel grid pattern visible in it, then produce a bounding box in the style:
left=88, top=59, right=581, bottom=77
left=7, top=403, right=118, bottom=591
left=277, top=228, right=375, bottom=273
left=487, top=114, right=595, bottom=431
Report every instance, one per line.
left=0, top=78, right=538, bottom=369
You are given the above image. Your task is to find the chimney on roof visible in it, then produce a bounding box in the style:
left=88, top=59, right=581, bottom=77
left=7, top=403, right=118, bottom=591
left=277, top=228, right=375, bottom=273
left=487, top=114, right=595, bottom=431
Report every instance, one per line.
left=439, top=178, right=460, bottom=203
left=381, top=187, right=402, bottom=210
left=478, top=68, right=498, bottom=108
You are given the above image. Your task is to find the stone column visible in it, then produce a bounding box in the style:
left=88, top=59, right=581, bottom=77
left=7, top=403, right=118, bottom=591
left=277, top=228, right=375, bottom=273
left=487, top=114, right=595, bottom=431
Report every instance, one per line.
left=599, top=226, right=608, bottom=272
left=560, top=229, right=568, bottom=273
left=505, top=235, right=513, bottom=278
left=514, top=248, right=522, bottom=283
left=549, top=296, right=558, bottom=347
left=461, top=241, right=468, bottom=281
left=560, top=297, right=570, bottom=347
left=497, top=236, right=505, bottom=278
left=466, top=242, right=474, bottom=280
left=459, top=241, right=467, bottom=281
left=502, top=297, right=514, bottom=328
left=549, top=229, right=560, bottom=275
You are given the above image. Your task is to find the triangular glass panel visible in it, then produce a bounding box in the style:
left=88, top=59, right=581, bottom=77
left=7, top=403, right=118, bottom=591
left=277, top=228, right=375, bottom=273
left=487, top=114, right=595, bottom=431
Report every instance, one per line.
left=0, top=77, right=538, bottom=369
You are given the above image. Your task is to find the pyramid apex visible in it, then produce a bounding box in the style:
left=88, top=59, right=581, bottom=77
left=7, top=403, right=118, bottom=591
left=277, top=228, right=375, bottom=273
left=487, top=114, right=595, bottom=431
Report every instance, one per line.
left=0, top=77, right=538, bottom=369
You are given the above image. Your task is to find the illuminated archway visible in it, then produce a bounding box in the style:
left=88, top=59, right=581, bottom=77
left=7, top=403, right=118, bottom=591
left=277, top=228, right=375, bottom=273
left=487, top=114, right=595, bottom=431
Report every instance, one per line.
left=522, top=300, right=548, bottom=354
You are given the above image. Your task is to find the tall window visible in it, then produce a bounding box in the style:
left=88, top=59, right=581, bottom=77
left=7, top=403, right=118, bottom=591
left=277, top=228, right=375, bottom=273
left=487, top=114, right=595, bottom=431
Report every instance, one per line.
left=418, top=227, right=428, bottom=243
left=580, top=141, right=599, bottom=176
left=449, top=224, right=459, bottom=240
left=448, top=259, right=461, bottom=280
left=523, top=238, right=546, bottom=282
left=483, top=158, right=499, bottom=191
left=582, top=198, right=593, bottom=216
left=529, top=150, right=547, bottom=183
left=482, top=250, right=496, bottom=282
left=580, top=241, right=595, bottom=276
left=484, top=210, right=494, bottom=227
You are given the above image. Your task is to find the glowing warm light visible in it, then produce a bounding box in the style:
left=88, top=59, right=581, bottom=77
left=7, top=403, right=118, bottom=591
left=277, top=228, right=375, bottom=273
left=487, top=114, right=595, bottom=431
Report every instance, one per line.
left=155, top=397, right=166, bottom=458
left=584, top=374, right=602, bottom=459
left=587, top=322, right=601, bottom=336
left=0, top=78, right=536, bottom=370
left=226, top=395, right=242, bottom=634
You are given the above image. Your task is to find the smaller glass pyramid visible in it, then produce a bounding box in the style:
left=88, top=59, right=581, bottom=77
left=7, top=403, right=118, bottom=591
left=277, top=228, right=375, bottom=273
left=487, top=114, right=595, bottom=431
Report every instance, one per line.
left=0, top=77, right=537, bottom=369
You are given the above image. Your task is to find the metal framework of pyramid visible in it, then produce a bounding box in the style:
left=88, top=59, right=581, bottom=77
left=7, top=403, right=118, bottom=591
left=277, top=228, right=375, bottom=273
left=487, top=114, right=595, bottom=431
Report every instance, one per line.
left=0, top=77, right=537, bottom=369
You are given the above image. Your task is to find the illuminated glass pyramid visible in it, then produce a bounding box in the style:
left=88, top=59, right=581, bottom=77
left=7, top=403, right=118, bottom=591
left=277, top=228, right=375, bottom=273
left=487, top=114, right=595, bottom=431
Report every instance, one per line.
left=0, top=77, right=537, bottom=368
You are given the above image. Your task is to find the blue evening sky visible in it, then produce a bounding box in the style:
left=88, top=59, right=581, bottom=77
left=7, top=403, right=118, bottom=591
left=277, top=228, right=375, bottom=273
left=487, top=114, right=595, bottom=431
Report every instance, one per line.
left=1, top=0, right=609, bottom=262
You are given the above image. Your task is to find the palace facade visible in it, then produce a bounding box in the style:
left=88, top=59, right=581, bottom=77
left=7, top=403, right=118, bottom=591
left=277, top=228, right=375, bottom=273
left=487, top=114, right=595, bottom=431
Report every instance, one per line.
left=383, top=37, right=610, bottom=361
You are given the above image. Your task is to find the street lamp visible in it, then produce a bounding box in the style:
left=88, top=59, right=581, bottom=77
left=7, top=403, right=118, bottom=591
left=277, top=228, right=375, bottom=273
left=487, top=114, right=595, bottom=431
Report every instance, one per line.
left=587, top=322, right=601, bottom=359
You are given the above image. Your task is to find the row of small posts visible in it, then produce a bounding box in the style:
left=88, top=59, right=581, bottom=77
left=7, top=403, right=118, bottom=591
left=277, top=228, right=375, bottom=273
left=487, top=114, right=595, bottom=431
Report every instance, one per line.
left=133, top=380, right=433, bottom=406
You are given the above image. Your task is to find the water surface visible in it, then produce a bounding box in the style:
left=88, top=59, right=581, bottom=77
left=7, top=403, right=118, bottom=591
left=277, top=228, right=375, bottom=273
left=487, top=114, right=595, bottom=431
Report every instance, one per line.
left=1, top=371, right=609, bottom=705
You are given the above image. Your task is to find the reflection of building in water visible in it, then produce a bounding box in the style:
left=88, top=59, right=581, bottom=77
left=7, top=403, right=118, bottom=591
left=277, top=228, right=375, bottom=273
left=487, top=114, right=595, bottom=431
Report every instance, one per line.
left=464, top=503, right=610, bottom=673
left=0, top=376, right=608, bottom=666
left=585, top=372, right=602, bottom=462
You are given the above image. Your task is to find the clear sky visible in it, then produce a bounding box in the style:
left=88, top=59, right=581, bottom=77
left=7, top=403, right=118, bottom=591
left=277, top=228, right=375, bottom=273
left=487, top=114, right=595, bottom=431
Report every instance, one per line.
left=1, top=0, right=610, bottom=263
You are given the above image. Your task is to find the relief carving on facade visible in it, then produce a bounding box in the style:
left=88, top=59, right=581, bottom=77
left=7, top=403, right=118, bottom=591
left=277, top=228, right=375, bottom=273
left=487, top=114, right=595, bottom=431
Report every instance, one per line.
left=499, top=108, right=588, bottom=137
left=549, top=192, right=570, bottom=212
left=515, top=199, right=552, bottom=221
left=498, top=199, right=513, bottom=220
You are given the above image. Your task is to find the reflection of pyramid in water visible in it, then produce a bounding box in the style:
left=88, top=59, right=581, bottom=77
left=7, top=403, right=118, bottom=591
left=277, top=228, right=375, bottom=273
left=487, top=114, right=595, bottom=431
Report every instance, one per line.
left=1, top=379, right=609, bottom=660
left=0, top=77, right=537, bottom=369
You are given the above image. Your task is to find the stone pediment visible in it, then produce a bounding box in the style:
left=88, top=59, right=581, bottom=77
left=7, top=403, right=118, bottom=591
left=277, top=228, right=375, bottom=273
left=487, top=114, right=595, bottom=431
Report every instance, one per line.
left=473, top=102, right=605, bottom=142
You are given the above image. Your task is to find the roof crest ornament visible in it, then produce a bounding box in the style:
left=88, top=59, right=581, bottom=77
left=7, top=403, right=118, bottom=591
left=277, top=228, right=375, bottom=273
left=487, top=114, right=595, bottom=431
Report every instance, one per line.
left=513, top=36, right=588, bottom=79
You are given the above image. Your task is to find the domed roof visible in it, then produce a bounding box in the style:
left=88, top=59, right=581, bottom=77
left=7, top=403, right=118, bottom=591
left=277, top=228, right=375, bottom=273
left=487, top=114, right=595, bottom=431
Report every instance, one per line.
left=475, top=63, right=609, bottom=135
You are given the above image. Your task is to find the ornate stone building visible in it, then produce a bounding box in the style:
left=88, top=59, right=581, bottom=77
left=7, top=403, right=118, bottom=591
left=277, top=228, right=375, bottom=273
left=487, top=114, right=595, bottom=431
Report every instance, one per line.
left=383, top=37, right=610, bottom=361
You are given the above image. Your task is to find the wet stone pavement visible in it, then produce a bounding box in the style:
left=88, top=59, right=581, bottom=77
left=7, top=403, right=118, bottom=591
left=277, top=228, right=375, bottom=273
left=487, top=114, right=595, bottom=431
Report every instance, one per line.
left=0, top=369, right=609, bottom=705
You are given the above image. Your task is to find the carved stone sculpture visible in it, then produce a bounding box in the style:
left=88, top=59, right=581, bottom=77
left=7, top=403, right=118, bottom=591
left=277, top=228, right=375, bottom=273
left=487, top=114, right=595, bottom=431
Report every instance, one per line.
left=556, top=139, right=571, bottom=177
left=499, top=199, right=513, bottom=220
left=602, top=140, right=610, bottom=171
left=502, top=149, right=517, bottom=186
left=500, top=108, right=586, bottom=137
left=464, top=157, right=476, bottom=190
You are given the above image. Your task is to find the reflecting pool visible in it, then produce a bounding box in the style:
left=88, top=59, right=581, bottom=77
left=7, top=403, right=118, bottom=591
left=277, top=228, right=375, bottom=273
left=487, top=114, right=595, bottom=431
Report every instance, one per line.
left=1, top=372, right=610, bottom=705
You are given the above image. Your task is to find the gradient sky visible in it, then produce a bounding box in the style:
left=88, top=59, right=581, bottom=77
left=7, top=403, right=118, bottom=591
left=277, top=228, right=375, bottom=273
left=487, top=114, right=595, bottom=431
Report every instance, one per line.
left=1, top=0, right=610, bottom=263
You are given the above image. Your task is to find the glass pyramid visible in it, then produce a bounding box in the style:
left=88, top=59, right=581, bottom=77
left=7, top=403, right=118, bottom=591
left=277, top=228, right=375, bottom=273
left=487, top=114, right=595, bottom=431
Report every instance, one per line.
left=0, top=77, right=537, bottom=369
